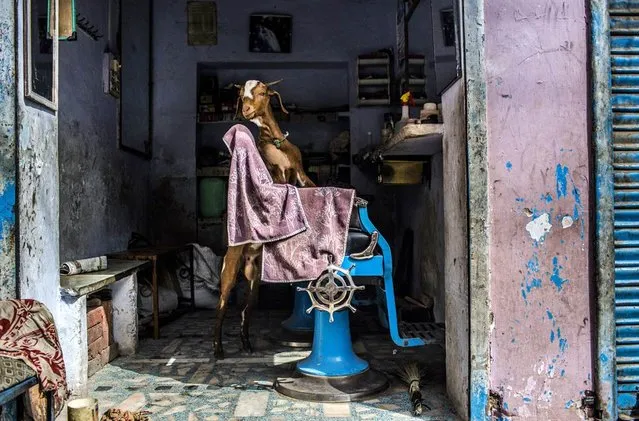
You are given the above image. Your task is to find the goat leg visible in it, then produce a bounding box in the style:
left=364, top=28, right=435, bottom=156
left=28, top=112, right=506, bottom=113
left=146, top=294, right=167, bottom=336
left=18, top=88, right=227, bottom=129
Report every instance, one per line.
left=240, top=246, right=262, bottom=353
left=214, top=245, right=243, bottom=359
left=296, top=170, right=316, bottom=187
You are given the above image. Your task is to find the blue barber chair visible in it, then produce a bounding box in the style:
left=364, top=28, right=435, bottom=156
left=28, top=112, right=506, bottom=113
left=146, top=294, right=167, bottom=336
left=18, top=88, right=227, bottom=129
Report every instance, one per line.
left=274, top=197, right=444, bottom=402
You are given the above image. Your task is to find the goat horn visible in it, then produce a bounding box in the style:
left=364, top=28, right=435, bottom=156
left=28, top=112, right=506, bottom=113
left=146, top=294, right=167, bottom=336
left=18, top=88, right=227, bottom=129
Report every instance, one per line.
left=234, top=84, right=242, bottom=89
left=266, top=79, right=283, bottom=86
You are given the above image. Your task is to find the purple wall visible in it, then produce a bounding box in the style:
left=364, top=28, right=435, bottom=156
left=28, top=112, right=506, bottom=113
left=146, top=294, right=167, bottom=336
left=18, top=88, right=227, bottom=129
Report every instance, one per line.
left=485, top=1, right=592, bottom=419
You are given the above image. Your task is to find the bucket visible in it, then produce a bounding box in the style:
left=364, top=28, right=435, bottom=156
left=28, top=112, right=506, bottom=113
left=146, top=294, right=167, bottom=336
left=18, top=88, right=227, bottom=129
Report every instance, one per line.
left=199, top=177, right=226, bottom=218
left=67, top=397, right=99, bottom=421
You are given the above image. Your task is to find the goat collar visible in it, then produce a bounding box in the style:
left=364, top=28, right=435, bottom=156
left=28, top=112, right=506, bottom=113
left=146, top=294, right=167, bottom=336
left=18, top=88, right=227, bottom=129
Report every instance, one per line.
left=268, top=131, right=289, bottom=149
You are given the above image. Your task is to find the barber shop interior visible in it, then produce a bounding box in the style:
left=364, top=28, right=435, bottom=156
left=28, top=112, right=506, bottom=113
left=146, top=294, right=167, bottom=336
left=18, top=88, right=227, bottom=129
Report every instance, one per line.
left=1, top=0, right=470, bottom=419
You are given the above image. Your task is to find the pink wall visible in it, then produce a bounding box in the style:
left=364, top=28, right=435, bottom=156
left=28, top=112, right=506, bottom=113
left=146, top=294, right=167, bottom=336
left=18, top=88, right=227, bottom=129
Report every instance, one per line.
left=485, top=1, right=592, bottom=419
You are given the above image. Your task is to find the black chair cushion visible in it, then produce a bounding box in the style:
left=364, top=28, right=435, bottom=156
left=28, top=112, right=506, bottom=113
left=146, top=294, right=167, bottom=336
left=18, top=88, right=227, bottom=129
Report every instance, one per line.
left=346, top=230, right=373, bottom=255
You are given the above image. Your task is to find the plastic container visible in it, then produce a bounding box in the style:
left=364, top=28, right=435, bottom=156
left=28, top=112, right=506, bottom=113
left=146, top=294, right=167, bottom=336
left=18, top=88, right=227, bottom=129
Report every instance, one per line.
left=199, top=177, right=226, bottom=218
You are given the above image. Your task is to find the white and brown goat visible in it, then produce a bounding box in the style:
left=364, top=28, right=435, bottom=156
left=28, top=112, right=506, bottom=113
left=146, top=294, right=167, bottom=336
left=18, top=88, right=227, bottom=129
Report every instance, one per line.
left=213, top=80, right=314, bottom=359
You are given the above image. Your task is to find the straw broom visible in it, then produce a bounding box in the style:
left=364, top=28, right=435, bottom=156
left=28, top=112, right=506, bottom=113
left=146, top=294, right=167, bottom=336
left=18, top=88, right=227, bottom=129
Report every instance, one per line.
left=395, top=361, right=429, bottom=416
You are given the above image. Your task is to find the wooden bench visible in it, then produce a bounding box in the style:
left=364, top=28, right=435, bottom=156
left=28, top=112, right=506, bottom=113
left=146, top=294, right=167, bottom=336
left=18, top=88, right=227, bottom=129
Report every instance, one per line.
left=0, top=357, right=54, bottom=421
left=58, top=259, right=150, bottom=397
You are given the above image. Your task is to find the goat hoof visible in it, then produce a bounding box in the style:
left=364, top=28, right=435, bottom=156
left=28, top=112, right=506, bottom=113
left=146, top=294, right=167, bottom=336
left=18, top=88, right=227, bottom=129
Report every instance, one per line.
left=241, top=339, right=254, bottom=354
left=213, top=343, right=225, bottom=360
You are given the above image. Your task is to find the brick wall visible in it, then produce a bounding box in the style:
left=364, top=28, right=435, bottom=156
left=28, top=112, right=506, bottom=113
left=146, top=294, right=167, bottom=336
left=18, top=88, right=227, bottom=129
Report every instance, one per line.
left=86, top=300, right=119, bottom=377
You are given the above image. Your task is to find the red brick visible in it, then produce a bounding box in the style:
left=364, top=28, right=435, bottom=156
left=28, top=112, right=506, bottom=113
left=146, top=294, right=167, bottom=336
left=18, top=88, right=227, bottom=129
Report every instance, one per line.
left=88, top=356, right=104, bottom=377
left=87, top=305, right=106, bottom=328
left=88, top=336, right=106, bottom=360
left=87, top=323, right=103, bottom=344
left=102, top=300, right=114, bottom=345
left=100, top=343, right=119, bottom=365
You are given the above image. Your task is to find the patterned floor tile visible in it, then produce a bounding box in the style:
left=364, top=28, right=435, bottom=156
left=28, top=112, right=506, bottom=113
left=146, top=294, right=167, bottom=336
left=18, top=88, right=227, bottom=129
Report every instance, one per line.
left=88, top=309, right=460, bottom=420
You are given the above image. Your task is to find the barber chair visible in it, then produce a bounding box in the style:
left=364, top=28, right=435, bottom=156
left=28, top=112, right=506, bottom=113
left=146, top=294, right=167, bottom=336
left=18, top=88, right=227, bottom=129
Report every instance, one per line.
left=272, top=205, right=370, bottom=348
left=274, top=197, right=443, bottom=402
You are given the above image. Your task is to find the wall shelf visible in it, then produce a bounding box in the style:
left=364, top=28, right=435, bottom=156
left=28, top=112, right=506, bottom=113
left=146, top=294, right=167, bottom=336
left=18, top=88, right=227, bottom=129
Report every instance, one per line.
left=197, top=166, right=229, bottom=177
left=379, top=123, right=444, bottom=157
left=357, top=54, right=391, bottom=106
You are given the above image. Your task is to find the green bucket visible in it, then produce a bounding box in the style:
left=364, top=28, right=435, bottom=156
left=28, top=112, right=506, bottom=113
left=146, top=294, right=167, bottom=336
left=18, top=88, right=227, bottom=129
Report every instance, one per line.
left=199, top=177, right=226, bottom=218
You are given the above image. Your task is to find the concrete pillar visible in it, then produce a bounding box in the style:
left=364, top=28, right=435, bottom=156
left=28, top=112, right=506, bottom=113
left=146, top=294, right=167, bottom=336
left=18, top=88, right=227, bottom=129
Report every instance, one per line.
left=111, top=274, right=139, bottom=355
left=58, top=294, right=88, bottom=398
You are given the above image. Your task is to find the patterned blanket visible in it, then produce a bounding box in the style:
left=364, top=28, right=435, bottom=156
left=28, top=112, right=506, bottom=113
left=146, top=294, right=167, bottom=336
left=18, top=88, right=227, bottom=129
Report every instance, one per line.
left=223, top=124, right=355, bottom=282
left=0, top=299, right=67, bottom=415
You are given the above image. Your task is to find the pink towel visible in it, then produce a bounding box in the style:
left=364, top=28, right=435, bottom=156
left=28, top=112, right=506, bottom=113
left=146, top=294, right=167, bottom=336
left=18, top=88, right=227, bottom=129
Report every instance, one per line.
left=223, top=124, right=355, bottom=282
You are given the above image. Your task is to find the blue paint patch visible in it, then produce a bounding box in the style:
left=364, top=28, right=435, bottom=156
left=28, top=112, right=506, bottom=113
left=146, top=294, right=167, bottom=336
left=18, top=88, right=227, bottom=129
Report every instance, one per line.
left=541, top=193, right=553, bottom=203
left=546, top=310, right=554, bottom=320
left=565, top=400, right=574, bottom=409
left=521, top=254, right=542, bottom=303
left=561, top=369, right=566, bottom=377
left=0, top=181, right=16, bottom=243
left=471, top=383, right=488, bottom=421
left=600, top=353, right=609, bottom=363
left=559, top=338, right=568, bottom=353
left=550, top=256, right=569, bottom=291
left=523, top=396, right=532, bottom=403
left=556, top=165, right=569, bottom=198
left=550, top=330, right=555, bottom=342
left=558, top=329, right=568, bottom=353
left=515, top=197, right=524, bottom=202
left=571, top=185, right=585, bottom=240
left=506, top=161, right=512, bottom=171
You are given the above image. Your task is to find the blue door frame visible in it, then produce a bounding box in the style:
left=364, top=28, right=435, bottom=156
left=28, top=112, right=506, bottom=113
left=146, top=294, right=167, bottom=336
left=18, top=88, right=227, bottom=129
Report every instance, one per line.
left=590, top=1, right=639, bottom=420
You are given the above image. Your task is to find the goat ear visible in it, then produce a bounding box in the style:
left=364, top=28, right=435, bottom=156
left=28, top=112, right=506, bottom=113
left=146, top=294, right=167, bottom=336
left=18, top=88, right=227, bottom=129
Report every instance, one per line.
left=234, top=84, right=242, bottom=89
left=269, top=89, right=289, bottom=115
left=234, top=96, right=242, bottom=120
left=265, top=79, right=283, bottom=86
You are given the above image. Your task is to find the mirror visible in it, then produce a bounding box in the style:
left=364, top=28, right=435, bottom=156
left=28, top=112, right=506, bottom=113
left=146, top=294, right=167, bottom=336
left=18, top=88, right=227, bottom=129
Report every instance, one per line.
left=24, top=0, right=58, bottom=110
left=431, top=0, right=462, bottom=94
left=118, top=0, right=152, bottom=158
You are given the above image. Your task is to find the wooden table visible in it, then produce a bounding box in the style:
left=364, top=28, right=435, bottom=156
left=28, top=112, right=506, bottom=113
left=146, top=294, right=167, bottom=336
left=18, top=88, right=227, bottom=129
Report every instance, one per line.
left=108, top=245, right=195, bottom=339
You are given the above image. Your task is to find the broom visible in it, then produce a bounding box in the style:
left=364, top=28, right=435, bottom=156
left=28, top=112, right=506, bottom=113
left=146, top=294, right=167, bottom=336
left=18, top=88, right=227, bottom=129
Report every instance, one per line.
left=395, top=361, right=430, bottom=416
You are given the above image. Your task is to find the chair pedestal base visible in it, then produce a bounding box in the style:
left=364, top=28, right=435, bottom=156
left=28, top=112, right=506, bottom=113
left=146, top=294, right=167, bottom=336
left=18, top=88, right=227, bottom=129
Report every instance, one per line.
left=274, top=368, right=388, bottom=402
left=272, top=289, right=314, bottom=348
left=274, top=309, right=388, bottom=402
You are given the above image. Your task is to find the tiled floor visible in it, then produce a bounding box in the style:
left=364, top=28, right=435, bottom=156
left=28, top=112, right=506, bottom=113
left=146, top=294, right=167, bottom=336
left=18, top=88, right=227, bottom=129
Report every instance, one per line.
left=85, top=307, right=460, bottom=420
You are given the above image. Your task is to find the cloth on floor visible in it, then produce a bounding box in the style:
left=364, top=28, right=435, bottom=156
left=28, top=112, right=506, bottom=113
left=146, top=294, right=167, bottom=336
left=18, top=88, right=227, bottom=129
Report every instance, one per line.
left=60, top=255, right=107, bottom=275
left=100, top=408, right=151, bottom=421
left=175, top=243, right=222, bottom=309
left=0, top=299, right=67, bottom=416
left=223, top=124, right=355, bottom=282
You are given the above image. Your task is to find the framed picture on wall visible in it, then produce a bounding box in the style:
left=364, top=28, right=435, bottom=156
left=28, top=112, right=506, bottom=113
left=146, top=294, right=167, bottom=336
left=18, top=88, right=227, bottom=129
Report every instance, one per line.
left=249, top=14, right=292, bottom=53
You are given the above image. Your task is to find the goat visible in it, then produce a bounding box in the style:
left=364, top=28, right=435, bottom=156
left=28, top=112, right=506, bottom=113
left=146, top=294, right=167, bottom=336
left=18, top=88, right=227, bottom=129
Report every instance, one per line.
left=213, top=80, right=315, bottom=359
left=234, top=79, right=316, bottom=187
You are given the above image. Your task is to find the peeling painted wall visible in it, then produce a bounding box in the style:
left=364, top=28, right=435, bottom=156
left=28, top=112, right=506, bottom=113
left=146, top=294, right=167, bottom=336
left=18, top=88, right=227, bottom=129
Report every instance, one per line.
left=58, top=0, right=150, bottom=261
left=0, top=0, right=17, bottom=300
left=15, top=0, right=61, bottom=323
left=151, top=0, right=434, bottom=244
left=485, top=1, right=592, bottom=419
